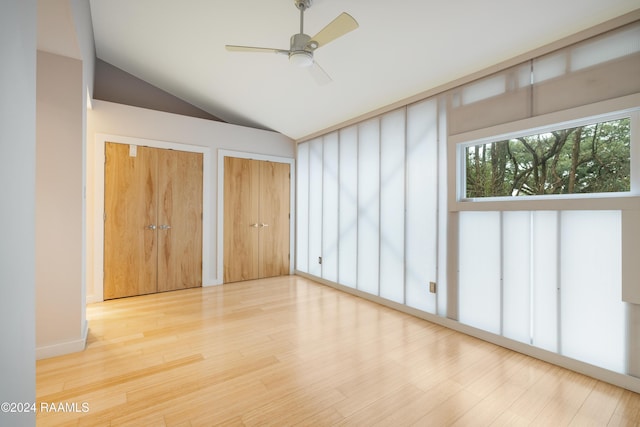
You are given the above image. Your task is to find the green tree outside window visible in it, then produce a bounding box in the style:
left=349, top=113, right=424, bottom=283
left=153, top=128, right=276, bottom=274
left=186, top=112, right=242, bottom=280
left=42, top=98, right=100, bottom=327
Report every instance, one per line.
left=465, top=118, right=631, bottom=198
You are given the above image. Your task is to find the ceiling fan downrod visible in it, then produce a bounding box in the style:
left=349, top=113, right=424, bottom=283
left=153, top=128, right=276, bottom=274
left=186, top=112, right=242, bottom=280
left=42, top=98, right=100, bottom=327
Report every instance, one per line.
left=295, top=0, right=312, bottom=34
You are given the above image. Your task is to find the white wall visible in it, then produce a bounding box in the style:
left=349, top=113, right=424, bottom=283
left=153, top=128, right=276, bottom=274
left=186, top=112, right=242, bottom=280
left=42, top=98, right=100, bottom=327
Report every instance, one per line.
left=36, top=50, right=87, bottom=359
left=0, top=1, right=37, bottom=426
left=29, top=0, right=96, bottom=362
left=86, top=100, right=294, bottom=301
left=70, top=0, right=96, bottom=340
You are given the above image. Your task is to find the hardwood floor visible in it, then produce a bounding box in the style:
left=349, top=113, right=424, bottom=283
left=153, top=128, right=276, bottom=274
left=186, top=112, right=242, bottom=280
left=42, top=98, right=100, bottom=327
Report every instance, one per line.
left=36, top=276, right=640, bottom=426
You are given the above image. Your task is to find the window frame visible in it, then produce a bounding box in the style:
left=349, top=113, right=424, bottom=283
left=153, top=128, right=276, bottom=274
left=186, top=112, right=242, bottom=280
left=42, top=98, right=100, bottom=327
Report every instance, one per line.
left=449, top=95, right=640, bottom=212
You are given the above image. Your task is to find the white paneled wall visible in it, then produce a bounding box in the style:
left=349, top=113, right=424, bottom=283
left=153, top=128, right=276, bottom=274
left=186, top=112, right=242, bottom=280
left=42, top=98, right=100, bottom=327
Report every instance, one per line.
left=560, top=211, right=625, bottom=373
left=379, top=110, right=406, bottom=303
left=531, top=211, right=559, bottom=352
left=322, top=132, right=339, bottom=283
left=502, top=211, right=532, bottom=344
left=308, top=139, right=323, bottom=278
left=296, top=143, right=309, bottom=273
left=458, top=210, right=626, bottom=373
left=458, top=211, right=502, bottom=334
left=405, top=100, right=438, bottom=312
left=357, top=119, right=380, bottom=296
left=297, top=99, right=440, bottom=313
left=338, top=126, right=358, bottom=288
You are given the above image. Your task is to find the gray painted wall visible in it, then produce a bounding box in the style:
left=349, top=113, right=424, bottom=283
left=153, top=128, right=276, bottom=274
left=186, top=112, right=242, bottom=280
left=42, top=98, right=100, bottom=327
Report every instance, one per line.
left=94, top=58, right=225, bottom=122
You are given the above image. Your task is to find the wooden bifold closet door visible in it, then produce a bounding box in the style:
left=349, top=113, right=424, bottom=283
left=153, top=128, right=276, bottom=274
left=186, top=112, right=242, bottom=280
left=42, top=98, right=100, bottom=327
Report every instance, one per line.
left=104, top=142, right=203, bottom=299
left=223, top=157, right=290, bottom=283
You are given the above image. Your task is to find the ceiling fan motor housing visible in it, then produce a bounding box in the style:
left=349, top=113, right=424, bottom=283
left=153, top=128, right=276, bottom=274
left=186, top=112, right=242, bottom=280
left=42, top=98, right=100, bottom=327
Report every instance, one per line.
left=290, top=33, right=312, bottom=51
left=289, top=33, right=314, bottom=67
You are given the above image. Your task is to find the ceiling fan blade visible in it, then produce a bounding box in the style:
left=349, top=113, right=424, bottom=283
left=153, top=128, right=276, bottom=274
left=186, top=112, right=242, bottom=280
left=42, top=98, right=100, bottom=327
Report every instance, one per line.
left=308, top=61, right=332, bottom=86
left=225, top=45, right=289, bottom=55
left=309, top=12, right=359, bottom=49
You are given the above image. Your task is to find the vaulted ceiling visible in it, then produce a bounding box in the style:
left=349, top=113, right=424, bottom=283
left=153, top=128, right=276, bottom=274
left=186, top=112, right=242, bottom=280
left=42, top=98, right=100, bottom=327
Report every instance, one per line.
left=88, top=0, right=638, bottom=140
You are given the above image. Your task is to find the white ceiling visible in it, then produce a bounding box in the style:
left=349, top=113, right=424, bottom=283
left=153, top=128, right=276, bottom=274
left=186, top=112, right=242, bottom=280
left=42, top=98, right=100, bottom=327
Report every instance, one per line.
left=89, top=0, right=639, bottom=140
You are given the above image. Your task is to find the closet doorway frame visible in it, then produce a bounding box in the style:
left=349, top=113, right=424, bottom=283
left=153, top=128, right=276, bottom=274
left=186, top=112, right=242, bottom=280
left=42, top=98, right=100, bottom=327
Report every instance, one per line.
left=93, top=134, right=211, bottom=302
left=217, top=149, right=295, bottom=284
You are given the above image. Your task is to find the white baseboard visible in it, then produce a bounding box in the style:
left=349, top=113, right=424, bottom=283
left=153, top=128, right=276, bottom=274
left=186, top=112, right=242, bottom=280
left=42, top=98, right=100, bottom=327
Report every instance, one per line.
left=36, top=321, right=88, bottom=360
left=86, top=293, right=102, bottom=304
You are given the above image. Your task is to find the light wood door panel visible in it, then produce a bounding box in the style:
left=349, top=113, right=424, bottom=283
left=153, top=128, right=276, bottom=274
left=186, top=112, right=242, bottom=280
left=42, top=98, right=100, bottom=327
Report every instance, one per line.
left=259, top=161, right=290, bottom=278
left=105, top=143, right=203, bottom=299
left=223, top=157, right=290, bottom=283
left=157, top=149, right=203, bottom=292
left=104, top=143, right=158, bottom=299
left=224, top=157, right=260, bottom=283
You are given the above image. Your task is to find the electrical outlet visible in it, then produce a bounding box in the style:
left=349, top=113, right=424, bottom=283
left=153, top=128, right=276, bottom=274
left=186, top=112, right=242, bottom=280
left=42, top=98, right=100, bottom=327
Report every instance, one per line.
left=318, top=256, right=322, bottom=265
left=429, top=281, right=437, bottom=293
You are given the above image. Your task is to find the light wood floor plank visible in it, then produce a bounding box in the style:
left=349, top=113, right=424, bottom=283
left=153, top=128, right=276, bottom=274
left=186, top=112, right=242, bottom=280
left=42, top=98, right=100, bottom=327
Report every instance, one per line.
left=36, top=275, right=640, bottom=426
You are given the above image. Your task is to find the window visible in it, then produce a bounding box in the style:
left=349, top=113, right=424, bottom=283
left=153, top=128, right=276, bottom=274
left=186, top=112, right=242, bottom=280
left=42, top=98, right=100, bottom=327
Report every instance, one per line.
left=462, top=116, right=631, bottom=199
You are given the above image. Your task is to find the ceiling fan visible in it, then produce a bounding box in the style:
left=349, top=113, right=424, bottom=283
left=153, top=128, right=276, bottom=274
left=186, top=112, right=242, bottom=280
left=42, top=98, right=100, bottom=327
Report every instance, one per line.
left=225, top=0, right=359, bottom=85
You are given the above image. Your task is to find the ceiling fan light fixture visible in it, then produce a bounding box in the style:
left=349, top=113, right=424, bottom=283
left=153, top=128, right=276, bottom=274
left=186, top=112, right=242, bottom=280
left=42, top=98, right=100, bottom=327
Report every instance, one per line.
left=289, top=51, right=313, bottom=67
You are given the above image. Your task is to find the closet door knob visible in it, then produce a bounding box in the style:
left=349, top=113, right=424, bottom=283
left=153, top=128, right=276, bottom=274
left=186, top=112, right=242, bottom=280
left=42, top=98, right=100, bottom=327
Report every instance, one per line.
left=260, top=223, right=269, bottom=227
left=145, top=224, right=157, bottom=230
left=159, top=224, right=171, bottom=230
left=250, top=223, right=259, bottom=228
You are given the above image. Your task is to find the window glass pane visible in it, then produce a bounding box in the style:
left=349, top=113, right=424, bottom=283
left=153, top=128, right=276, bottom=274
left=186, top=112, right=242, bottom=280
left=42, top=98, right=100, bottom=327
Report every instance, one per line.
left=379, top=109, right=405, bottom=303
left=296, top=143, right=309, bottom=272
left=357, top=119, right=380, bottom=295
left=560, top=210, right=625, bottom=373
left=322, top=133, right=339, bottom=282
left=459, top=211, right=501, bottom=334
left=462, top=74, right=507, bottom=105
left=533, top=53, right=566, bottom=84
left=571, top=24, right=640, bottom=71
left=464, top=118, right=631, bottom=198
left=339, top=126, right=358, bottom=287
left=308, top=138, right=323, bottom=277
